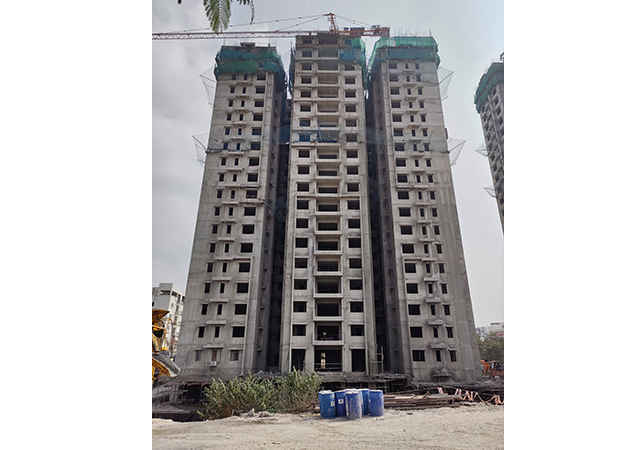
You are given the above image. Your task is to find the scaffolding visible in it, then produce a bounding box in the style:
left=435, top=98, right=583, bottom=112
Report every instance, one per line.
left=213, top=45, right=287, bottom=92
left=368, top=36, right=441, bottom=71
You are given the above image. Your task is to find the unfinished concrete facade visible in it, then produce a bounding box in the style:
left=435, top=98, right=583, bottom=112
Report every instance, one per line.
left=172, top=36, right=482, bottom=394
left=174, top=44, right=286, bottom=382
left=279, top=34, right=378, bottom=377
left=474, top=61, right=504, bottom=230
left=367, top=37, right=481, bottom=382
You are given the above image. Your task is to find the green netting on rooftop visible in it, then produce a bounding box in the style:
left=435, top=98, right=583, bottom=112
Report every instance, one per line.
left=214, top=47, right=286, bottom=90
left=345, top=37, right=365, bottom=52
left=289, top=38, right=368, bottom=93
left=368, top=36, right=441, bottom=70
left=473, top=62, right=503, bottom=112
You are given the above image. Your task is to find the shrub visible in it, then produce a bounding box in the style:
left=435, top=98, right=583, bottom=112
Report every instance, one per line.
left=274, top=368, right=323, bottom=413
left=199, top=369, right=323, bottom=420
left=199, top=373, right=277, bottom=420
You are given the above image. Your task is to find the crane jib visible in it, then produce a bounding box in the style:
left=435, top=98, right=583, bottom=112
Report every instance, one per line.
left=152, top=28, right=390, bottom=40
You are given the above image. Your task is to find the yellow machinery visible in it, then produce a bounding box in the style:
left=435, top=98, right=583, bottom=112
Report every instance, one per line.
left=152, top=309, right=180, bottom=381
left=481, top=360, right=504, bottom=378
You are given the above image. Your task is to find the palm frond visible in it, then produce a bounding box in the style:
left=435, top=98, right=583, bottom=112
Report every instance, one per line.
left=204, top=0, right=232, bottom=33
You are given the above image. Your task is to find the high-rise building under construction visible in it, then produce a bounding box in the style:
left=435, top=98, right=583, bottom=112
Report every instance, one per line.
left=474, top=59, right=504, bottom=230
left=173, top=35, right=481, bottom=399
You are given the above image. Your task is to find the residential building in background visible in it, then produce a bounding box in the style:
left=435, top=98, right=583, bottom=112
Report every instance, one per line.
left=488, top=322, right=504, bottom=337
left=152, top=283, right=184, bottom=357
left=474, top=58, right=504, bottom=230
left=476, top=326, right=488, bottom=340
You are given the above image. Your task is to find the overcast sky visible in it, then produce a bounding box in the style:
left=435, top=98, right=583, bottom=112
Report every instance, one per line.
left=152, top=0, right=504, bottom=328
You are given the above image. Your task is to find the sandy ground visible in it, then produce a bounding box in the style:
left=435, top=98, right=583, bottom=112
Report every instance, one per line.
left=152, top=403, right=503, bottom=449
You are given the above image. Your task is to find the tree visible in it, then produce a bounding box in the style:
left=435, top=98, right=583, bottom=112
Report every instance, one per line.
left=478, top=332, right=504, bottom=363
left=178, top=1, right=255, bottom=33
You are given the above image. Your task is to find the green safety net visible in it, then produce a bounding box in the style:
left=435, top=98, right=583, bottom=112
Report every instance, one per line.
left=473, top=62, right=503, bottom=112
left=339, top=39, right=367, bottom=86
left=214, top=47, right=286, bottom=91
left=288, top=49, right=295, bottom=95
left=368, top=36, right=441, bottom=70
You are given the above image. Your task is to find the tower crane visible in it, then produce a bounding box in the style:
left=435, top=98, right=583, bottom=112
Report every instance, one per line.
left=152, top=13, right=390, bottom=40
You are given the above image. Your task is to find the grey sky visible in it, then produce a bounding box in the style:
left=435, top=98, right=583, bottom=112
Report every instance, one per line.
left=152, top=0, right=504, bottom=328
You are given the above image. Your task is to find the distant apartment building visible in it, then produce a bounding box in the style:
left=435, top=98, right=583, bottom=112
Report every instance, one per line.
left=152, top=283, right=184, bottom=357
left=474, top=59, right=504, bottom=230
left=488, top=322, right=504, bottom=337
left=171, top=35, right=482, bottom=401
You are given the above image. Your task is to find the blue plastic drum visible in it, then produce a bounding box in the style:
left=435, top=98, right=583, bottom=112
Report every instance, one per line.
left=369, top=390, right=384, bottom=417
left=318, top=390, right=336, bottom=419
left=345, top=389, right=363, bottom=420
left=334, top=390, right=347, bottom=417
left=358, top=389, right=370, bottom=415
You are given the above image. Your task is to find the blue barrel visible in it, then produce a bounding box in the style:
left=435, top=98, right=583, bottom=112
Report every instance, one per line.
left=318, top=390, right=336, bottom=419
left=335, top=390, right=347, bottom=417
left=369, top=390, right=384, bottom=417
left=345, top=389, right=363, bottom=420
left=358, top=389, right=370, bottom=415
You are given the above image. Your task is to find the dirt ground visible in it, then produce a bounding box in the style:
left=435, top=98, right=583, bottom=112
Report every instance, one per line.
left=152, top=403, right=504, bottom=449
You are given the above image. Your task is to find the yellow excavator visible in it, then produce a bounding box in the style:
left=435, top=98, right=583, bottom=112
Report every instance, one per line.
left=152, top=309, right=180, bottom=381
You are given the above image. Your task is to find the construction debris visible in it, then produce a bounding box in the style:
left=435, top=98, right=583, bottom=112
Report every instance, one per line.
left=381, top=385, right=503, bottom=410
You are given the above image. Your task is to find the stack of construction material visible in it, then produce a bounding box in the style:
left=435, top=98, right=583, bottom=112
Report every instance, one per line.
left=382, top=393, right=463, bottom=410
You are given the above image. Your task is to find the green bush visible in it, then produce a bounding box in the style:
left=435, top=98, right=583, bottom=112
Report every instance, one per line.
left=199, top=369, right=323, bottom=420
left=274, top=368, right=323, bottom=414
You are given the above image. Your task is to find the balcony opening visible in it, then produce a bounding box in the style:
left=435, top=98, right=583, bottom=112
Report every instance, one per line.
left=316, top=279, right=340, bottom=294
left=317, top=240, right=339, bottom=251
left=317, top=60, right=338, bottom=71
left=314, top=348, right=341, bottom=372
left=318, top=74, right=339, bottom=85
left=316, top=324, right=341, bottom=341
left=317, top=260, right=339, bottom=272
left=317, top=222, right=339, bottom=231
left=316, top=300, right=341, bottom=316
left=318, top=87, right=339, bottom=98
left=317, top=202, right=339, bottom=212
left=318, top=186, right=338, bottom=194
